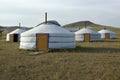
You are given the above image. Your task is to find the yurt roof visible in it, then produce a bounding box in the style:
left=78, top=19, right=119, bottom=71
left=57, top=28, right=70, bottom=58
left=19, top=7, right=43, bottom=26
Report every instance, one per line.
left=36, top=20, right=61, bottom=27
left=8, top=28, right=26, bottom=34
left=98, top=29, right=115, bottom=34
left=21, top=24, right=71, bottom=36
left=75, top=27, right=98, bottom=34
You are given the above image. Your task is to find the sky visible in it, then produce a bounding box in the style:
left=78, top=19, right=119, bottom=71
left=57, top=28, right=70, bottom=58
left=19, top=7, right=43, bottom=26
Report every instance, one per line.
left=0, top=0, right=120, bottom=28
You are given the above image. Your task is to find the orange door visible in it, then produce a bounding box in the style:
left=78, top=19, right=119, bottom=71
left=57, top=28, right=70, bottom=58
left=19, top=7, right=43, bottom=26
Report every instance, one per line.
left=36, top=34, right=48, bottom=51
left=10, top=34, right=14, bottom=42
left=84, top=33, right=90, bottom=42
left=105, top=33, right=110, bottom=39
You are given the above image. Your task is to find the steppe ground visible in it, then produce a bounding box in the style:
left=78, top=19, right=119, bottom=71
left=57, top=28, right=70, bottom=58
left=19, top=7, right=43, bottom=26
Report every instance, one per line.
left=0, top=29, right=120, bottom=80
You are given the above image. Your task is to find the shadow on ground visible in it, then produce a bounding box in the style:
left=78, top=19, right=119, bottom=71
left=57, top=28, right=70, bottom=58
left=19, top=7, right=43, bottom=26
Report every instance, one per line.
left=49, top=46, right=120, bottom=53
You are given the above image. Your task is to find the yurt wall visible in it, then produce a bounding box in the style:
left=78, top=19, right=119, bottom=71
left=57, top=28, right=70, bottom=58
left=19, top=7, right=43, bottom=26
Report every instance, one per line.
left=90, top=34, right=101, bottom=41
left=48, top=33, right=75, bottom=48
left=20, top=32, right=75, bottom=50
left=75, top=34, right=84, bottom=41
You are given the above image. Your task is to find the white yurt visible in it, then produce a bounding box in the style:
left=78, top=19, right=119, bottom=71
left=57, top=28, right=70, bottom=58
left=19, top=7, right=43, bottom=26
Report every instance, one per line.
left=19, top=20, right=76, bottom=51
left=75, top=27, right=101, bottom=42
left=98, top=29, right=116, bottom=39
left=6, top=28, right=26, bottom=42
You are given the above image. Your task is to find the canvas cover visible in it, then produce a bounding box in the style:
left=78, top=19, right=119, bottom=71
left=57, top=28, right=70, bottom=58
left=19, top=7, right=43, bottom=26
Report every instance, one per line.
left=20, top=24, right=76, bottom=49
left=98, top=29, right=116, bottom=39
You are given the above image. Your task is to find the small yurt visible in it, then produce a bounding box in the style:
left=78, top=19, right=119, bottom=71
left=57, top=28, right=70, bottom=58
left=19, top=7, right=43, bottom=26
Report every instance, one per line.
left=6, top=28, right=26, bottom=42
left=75, top=27, right=101, bottom=42
left=19, top=20, right=76, bottom=51
left=98, top=28, right=116, bottom=39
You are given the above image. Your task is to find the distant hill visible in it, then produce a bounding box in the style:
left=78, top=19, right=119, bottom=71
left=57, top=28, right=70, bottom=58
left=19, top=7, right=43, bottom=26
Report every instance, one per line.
left=63, top=21, right=120, bottom=34
left=64, top=21, right=110, bottom=30
left=0, top=26, right=31, bottom=33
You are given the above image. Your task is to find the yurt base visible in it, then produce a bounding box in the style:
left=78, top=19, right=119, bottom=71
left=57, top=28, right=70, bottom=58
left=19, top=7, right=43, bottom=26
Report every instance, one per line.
left=19, top=48, right=49, bottom=54
left=28, top=51, right=48, bottom=55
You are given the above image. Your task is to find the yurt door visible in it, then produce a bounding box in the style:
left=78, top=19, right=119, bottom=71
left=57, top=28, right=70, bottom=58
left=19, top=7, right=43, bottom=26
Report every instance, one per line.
left=84, top=33, right=90, bottom=42
left=105, top=33, right=110, bottom=39
left=36, top=34, right=48, bottom=51
left=10, top=34, right=14, bottom=42
left=14, top=34, right=19, bottom=42
left=10, top=34, right=19, bottom=42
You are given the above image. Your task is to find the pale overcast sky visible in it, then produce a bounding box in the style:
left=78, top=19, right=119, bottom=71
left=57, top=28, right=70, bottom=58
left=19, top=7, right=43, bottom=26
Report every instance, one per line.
left=0, top=0, right=120, bottom=27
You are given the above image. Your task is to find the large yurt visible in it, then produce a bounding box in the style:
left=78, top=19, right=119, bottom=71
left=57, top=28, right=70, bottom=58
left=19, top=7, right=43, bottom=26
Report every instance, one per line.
left=19, top=20, right=76, bottom=51
left=75, top=27, right=101, bottom=42
left=6, top=28, right=26, bottom=42
left=98, top=29, right=116, bottom=39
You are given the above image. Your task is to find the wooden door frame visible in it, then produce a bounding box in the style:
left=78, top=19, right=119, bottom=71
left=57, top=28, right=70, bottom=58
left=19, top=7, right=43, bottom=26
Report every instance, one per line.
left=13, top=34, right=19, bottom=42
left=105, top=33, right=110, bottom=39
left=10, top=34, right=14, bottom=42
left=84, top=33, right=90, bottom=42
left=10, top=34, right=19, bottom=42
left=36, top=33, right=49, bottom=51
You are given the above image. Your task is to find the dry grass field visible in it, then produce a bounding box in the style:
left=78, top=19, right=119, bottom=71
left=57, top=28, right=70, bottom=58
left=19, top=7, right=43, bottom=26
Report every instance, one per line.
left=0, top=28, right=120, bottom=80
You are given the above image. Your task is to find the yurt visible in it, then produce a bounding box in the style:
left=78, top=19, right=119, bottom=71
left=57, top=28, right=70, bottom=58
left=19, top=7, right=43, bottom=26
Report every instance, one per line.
left=75, top=27, right=101, bottom=42
left=19, top=20, right=76, bottom=51
left=98, top=29, right=116, bottom=39
left=6, top=28, right=26, bottom=42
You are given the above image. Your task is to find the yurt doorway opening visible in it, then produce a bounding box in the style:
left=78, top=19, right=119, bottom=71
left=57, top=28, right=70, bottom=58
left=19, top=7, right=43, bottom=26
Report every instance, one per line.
left=10, top=34, right=19, bottom=42
left=105, top=33, right=110, bottom=39
left=36, top=34, right=48, bottom=51
left=84, top=33, right=90, bottom=42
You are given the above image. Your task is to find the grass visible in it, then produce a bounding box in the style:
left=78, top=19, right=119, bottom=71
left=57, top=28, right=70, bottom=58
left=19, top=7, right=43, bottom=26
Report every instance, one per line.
left=0, top=28, right=120, bottom=80
left=1, top=52, right=120, bottom=80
